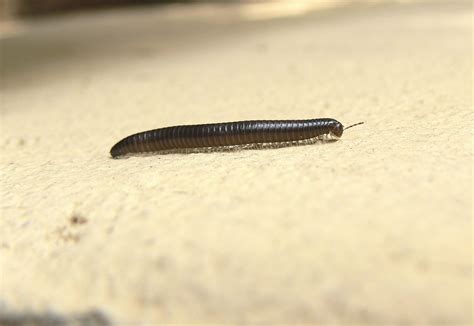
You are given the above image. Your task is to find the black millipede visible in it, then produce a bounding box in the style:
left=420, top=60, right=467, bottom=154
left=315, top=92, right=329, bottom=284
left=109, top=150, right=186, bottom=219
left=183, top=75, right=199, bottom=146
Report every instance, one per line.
left=110, top=118, right=364, bottom=158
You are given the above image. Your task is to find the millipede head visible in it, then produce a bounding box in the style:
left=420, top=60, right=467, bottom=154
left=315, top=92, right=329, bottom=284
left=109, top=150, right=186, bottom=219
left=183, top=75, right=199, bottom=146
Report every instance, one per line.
left=329, top=120, right=344, bottom=138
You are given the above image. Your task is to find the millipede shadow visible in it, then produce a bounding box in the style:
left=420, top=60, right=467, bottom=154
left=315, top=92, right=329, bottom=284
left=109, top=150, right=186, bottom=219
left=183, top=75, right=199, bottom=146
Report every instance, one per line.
left=111, top=137, right=338, bottom=159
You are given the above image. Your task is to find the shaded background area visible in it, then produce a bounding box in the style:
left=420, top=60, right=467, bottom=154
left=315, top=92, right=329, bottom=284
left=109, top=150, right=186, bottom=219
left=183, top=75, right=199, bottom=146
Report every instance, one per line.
left=3, top=0, right=197, bottom=18
left=1, top=0, right=416, bottom=20
left=1, top=0, right=389, bottom=86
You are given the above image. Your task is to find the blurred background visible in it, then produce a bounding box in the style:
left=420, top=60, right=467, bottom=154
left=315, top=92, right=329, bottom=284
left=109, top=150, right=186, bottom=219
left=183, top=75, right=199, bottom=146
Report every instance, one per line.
left=2, top=0, right=341, bottom=19
left=1, top=0, right=401, bottom=80
left=1, top=1, right=399, bottom=22
left=3, top=0, right=199, bottom=18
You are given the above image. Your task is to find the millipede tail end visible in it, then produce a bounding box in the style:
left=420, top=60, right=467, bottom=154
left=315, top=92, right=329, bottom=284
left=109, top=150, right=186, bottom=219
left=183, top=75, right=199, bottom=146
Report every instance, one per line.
left=110, top=139, right=128, bottom=158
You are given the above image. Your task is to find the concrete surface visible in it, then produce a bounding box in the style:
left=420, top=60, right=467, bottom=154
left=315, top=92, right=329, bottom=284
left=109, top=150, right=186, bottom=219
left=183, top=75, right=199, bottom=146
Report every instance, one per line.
left=0, top=0, right=472, bottom=324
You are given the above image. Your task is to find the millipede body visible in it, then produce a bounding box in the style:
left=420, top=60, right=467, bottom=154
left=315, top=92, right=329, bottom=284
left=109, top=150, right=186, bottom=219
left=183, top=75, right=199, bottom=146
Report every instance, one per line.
left=110, top=118, right=363, bottom=158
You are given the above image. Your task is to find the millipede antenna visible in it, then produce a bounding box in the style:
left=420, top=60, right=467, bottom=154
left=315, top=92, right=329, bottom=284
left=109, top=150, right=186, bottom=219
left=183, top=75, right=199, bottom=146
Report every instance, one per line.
left=344, top=122, right=364, bottom=130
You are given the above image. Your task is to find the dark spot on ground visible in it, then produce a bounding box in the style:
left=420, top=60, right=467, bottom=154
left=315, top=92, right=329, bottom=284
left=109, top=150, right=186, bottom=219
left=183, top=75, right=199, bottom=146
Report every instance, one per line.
left=70, top=215, right=88, bottom=226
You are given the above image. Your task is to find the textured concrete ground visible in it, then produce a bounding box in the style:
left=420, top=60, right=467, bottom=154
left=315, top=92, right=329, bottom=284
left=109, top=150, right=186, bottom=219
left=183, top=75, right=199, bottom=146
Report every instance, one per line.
left=0, top=0, right=472, bottom=324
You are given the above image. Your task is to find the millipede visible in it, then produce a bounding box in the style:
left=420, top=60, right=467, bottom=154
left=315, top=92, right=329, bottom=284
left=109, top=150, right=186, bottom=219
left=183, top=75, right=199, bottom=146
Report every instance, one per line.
left=110, top=118, right=364, bottom=158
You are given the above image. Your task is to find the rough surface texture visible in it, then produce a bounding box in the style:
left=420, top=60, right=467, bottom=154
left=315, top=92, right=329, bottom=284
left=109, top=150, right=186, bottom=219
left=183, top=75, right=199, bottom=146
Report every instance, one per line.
left=0, top=0, right=472, bottom=323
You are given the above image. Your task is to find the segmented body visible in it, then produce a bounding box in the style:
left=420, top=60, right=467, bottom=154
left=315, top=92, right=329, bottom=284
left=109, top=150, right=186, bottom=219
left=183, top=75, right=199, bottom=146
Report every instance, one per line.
left=110, top=118, right=346, bottom=158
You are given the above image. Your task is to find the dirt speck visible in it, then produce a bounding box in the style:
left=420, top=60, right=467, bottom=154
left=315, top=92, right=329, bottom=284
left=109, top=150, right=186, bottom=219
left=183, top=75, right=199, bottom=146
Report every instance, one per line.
left=70, top=215, right=88, bottom=226
left=55, top=226, right=81, bottom=243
